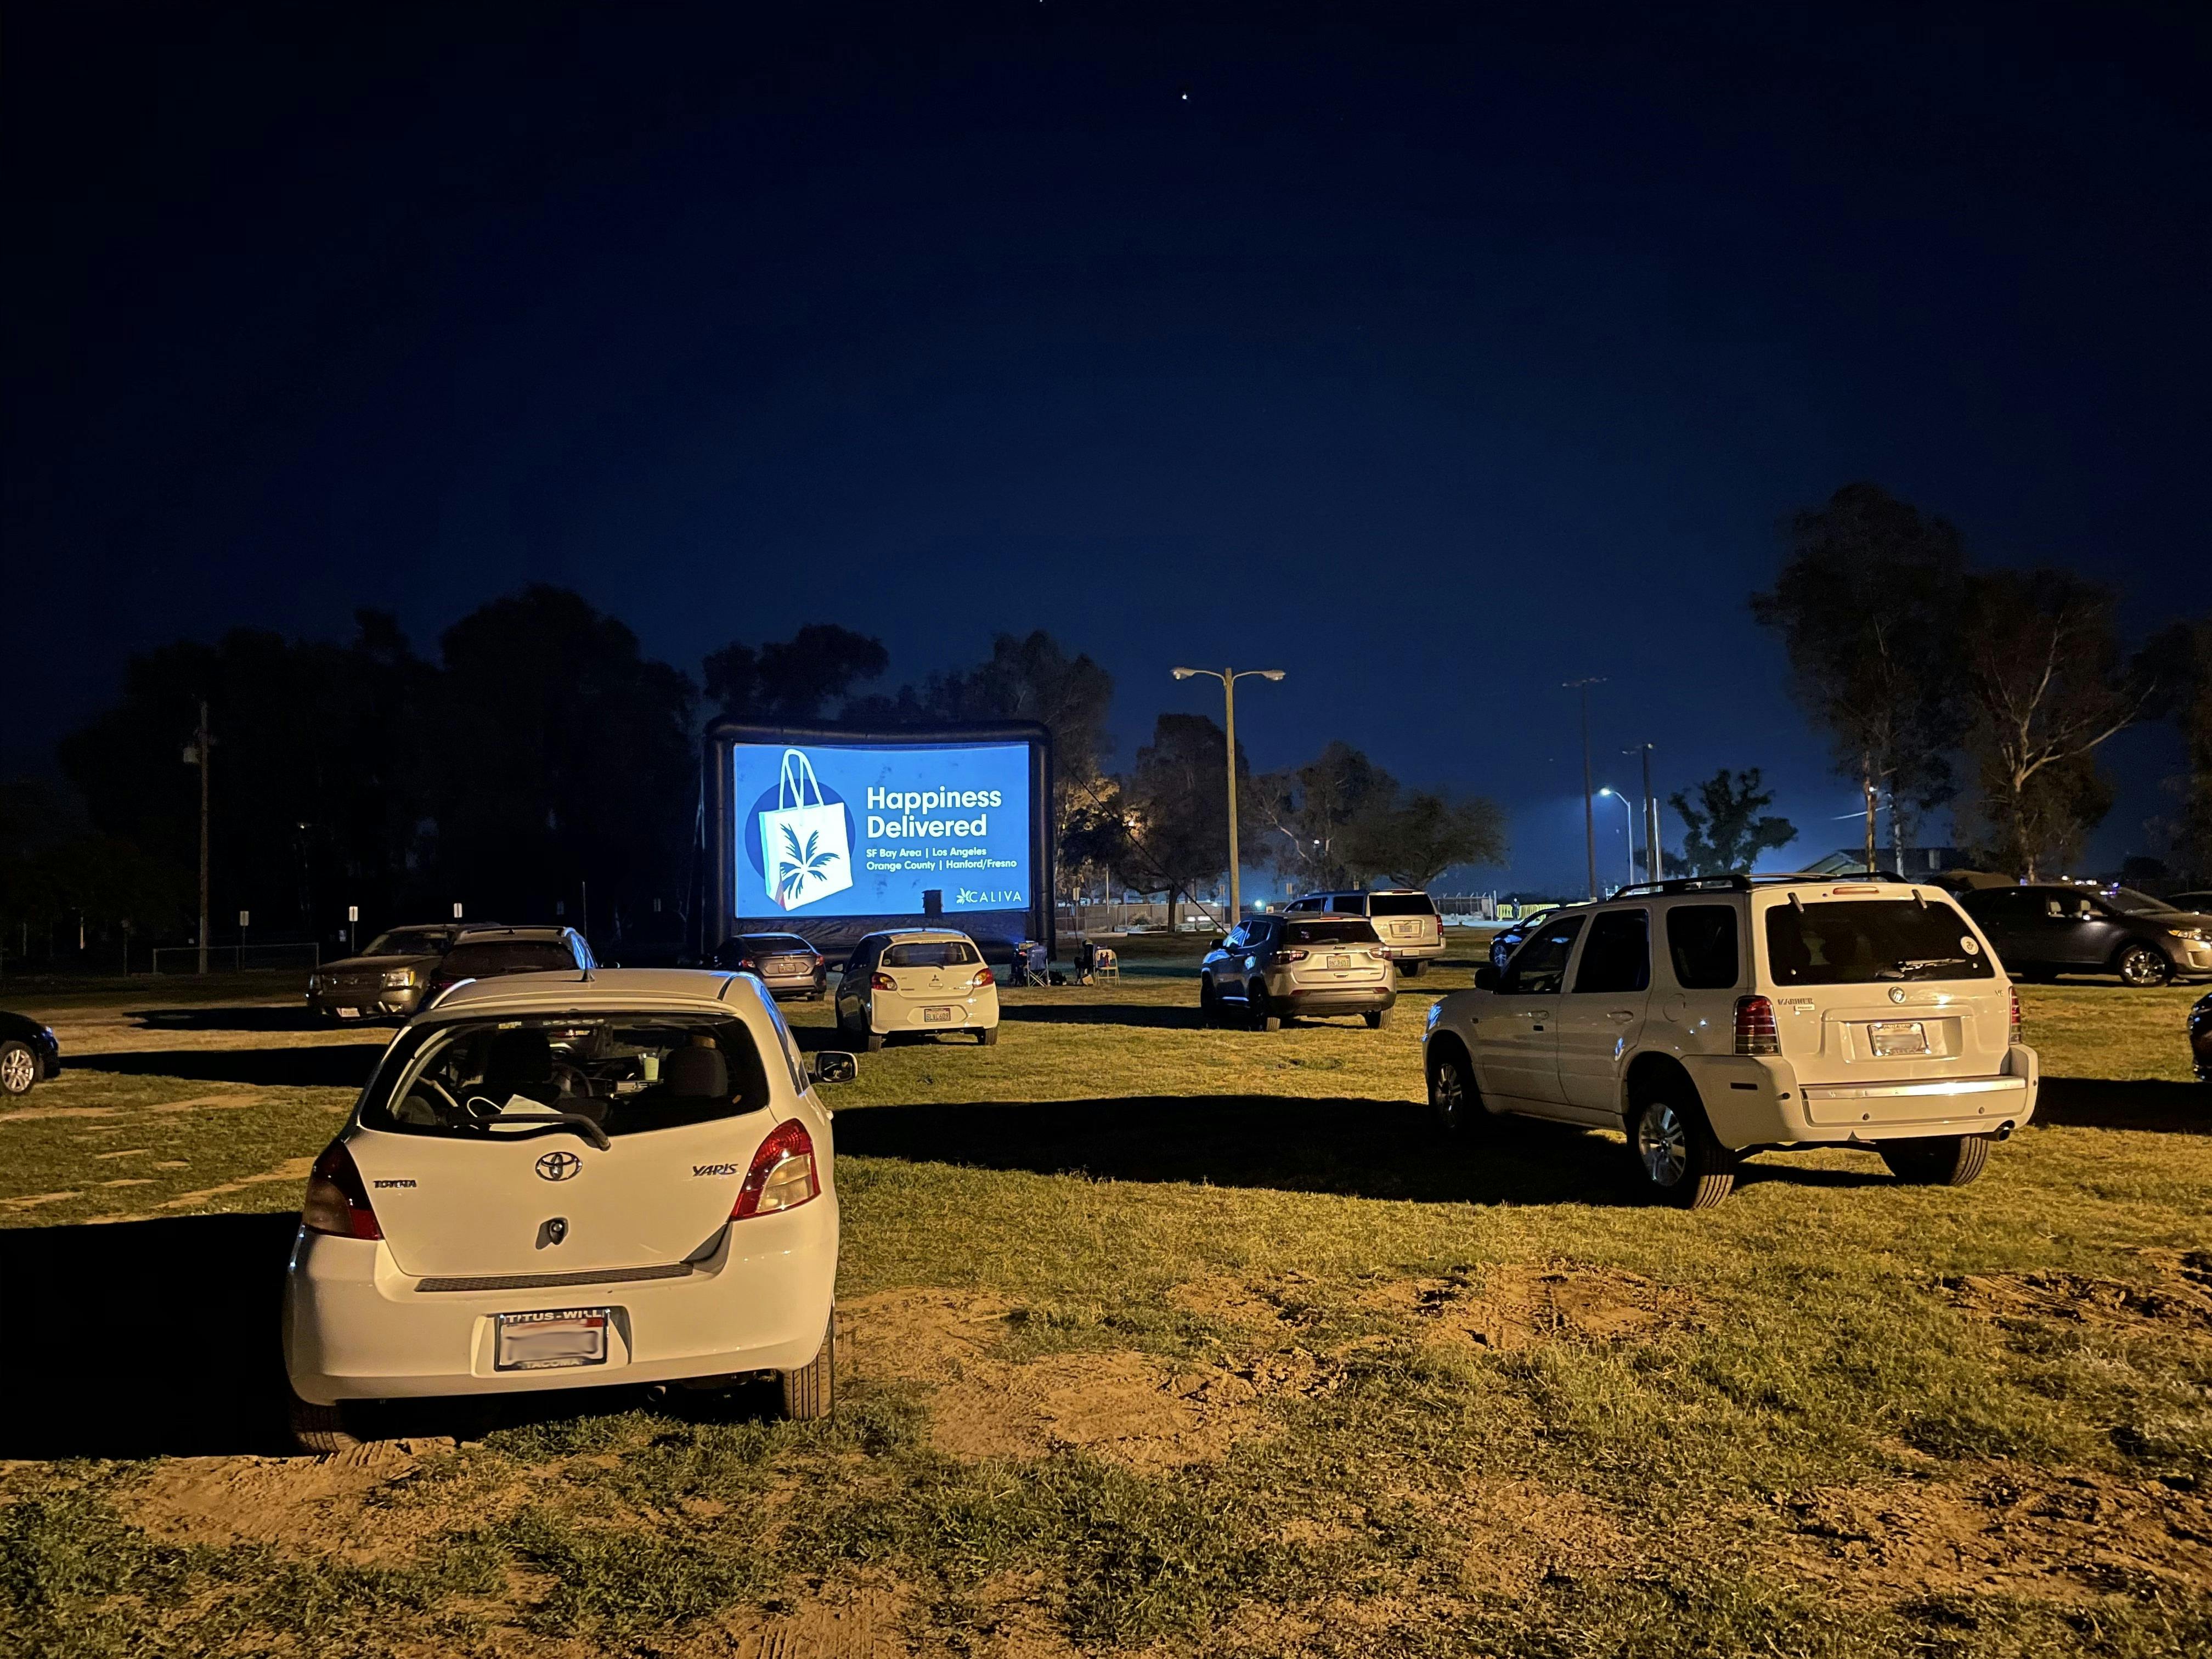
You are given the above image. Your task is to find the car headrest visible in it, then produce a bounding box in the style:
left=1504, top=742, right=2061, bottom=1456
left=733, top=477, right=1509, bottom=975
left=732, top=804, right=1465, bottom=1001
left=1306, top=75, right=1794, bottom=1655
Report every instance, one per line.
left=483, top=1026, right=552, bottom=1084
left=662, top=1043, right=729, bottom=1099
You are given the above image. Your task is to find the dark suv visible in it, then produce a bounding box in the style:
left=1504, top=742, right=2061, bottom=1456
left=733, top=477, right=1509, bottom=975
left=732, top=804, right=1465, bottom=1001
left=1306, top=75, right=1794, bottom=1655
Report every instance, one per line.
left=307, top=924, right=595, bottom=1020
left=1956, top=884, right=2212, bottom=988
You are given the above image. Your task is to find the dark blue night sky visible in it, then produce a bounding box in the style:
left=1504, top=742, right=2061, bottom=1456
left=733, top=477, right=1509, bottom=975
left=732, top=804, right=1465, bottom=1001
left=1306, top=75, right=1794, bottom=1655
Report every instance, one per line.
left=9, top=3, right=2205, bottom=895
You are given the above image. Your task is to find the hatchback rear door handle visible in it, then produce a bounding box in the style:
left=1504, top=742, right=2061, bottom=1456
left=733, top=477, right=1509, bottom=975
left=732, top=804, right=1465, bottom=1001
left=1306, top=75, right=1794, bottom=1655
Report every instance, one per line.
left=1607, top=1009, right=1635, bottom=1023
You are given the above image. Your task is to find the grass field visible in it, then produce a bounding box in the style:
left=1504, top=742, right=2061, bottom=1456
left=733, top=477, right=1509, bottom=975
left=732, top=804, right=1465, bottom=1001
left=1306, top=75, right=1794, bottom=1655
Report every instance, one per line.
left=3, top=945, right=2208, bottom=1657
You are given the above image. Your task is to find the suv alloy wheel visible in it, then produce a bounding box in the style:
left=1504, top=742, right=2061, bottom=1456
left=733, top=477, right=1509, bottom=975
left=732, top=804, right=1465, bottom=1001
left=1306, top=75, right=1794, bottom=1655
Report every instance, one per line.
left=1630, top=1090, right=1735, bottom=1210
left=2114, top=943, right=2172, bottom=988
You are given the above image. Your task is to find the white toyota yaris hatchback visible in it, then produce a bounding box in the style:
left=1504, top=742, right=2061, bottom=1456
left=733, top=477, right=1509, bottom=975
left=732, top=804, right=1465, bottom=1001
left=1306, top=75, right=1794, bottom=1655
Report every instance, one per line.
left=283, top=968, right=850, bottom=1452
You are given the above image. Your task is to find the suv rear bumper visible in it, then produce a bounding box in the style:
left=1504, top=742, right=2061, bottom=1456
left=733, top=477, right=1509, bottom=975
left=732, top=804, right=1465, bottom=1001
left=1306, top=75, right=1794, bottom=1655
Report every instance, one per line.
left=1685, top=1045, right=2040, bottom=1148
left=1276, top=985, right=1397, bottom=1014
left=1375, top=941, right=1446, bottom=963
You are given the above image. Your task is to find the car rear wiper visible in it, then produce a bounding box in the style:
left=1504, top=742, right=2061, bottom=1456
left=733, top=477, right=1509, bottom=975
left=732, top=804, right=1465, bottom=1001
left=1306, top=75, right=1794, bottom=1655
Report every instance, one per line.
left=479, top=1110, right=611, bottom=1150
left=1876, top=957, right=1967, bottom=980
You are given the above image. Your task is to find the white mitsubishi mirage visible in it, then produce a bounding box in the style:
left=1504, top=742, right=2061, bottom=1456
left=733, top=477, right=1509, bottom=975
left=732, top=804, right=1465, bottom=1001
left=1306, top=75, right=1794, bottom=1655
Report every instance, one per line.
left=283, top=969, right=852, bottom=1453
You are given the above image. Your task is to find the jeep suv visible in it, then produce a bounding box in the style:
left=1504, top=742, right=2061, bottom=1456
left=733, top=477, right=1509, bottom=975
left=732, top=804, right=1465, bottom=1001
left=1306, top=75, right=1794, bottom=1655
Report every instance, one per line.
left=1421, top=876, right=2037, bottom=1208
left=1202, top=913, right=1397, bottom=1029
left=1285, top=890, right=1444, bottom=974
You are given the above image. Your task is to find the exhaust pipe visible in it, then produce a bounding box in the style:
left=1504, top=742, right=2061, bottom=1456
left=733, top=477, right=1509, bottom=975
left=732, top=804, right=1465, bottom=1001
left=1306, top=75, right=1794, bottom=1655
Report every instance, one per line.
left=1993, top=1121, right=2015, bottom=1141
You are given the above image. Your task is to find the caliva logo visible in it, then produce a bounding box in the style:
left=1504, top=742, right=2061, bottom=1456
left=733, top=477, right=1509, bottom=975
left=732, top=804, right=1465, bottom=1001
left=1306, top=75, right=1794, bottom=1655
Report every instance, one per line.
left=957, top=888, right=1025, bottom=905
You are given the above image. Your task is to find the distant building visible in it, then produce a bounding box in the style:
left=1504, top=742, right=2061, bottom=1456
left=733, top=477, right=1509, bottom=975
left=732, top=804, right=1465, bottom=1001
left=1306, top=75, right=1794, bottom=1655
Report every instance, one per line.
left=1804, top=847, right=1966, bottom=879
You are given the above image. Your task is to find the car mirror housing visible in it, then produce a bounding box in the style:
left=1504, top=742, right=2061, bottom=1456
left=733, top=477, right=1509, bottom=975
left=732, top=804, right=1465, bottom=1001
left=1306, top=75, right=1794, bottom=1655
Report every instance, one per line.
left=810, top=1051, right=859, bottom=1086
left=1474, top=964, right=1500, bottom=991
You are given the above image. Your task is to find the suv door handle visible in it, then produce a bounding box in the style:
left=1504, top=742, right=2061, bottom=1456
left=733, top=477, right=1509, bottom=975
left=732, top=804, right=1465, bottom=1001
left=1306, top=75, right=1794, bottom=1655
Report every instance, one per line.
left=1606, top=1009, right=1635, bottom=1023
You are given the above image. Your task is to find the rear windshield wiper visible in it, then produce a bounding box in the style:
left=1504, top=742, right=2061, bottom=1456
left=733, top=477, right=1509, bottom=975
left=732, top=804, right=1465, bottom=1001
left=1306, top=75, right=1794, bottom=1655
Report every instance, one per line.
left=479, top=1109, right=611, bottom=1150
left=1877, top=957, right=1968, bottom=980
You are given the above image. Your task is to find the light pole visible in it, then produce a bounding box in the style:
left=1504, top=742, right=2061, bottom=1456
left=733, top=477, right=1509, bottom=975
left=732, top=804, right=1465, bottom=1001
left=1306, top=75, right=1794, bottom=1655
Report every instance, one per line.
left=1596, top=788, right=1635, bottom=891
left=1171, top=666, right=1285, bottom=928
left=1563, top=678, right=1606, bottom=900
left=1624, top=743, right=1662, bottom=882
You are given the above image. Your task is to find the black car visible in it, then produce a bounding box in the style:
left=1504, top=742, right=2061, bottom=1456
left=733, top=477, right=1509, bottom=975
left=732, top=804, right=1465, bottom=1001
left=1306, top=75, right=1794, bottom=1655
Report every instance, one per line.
left=2192, top=991, right=2212, bottom=1083
left=1956, top=884, right=2212, bottom=988
left=0, top=1010, right=62, bottom=1098
left=1488, top=905, right=1562, bottom=973
left=709, top=933, right=827, bottom=1000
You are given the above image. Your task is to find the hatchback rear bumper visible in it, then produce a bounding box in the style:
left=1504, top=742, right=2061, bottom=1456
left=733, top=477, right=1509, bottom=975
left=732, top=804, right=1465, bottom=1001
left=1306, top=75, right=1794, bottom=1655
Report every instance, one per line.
left=283, top=1197, right=839, bottom=1404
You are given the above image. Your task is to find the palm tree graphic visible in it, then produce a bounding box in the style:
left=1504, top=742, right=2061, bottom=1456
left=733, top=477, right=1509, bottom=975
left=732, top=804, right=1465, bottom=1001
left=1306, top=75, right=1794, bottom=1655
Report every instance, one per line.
left=777, top=825, right=842, bottom=905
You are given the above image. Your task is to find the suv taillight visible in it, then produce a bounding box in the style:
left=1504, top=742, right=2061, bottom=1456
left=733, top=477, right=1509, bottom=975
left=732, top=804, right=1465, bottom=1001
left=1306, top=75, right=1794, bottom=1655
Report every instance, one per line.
left=731, top=1120, right=819, bottom=1219
left=2009, top=985, right=2021, bottom=1042
left=970, top=966, right=995, bottom=988
left=1267, top=949, right=1309, bottom=966
left=302, top=1141, right=382, bottom=1240
left=1734, top=995, right=1780, bottom=1056
left=870, top=971, right=896, bottom=991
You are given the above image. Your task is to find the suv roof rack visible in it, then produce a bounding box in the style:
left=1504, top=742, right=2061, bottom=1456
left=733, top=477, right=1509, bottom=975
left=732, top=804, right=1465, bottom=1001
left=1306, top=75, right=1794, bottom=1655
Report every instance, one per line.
left=1607, top=871, right=1909, bottom=899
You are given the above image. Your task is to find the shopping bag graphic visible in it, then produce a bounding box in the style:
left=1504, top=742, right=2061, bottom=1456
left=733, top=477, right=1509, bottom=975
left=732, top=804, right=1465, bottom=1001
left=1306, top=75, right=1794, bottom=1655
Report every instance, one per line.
left=759, top=749, right=853, bottom=911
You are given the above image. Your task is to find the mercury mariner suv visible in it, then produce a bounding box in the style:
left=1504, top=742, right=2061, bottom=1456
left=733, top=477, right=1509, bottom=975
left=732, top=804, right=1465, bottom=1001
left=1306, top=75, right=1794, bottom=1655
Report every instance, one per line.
left=1421, top=875, right=2038, bottom=1208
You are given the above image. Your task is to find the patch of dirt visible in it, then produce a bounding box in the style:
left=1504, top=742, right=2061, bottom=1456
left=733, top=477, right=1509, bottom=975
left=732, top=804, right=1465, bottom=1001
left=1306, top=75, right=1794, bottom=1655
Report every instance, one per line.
left=0, top=1105, right=120, bottom=1122
left=672, top=1584, right=931, bottom=1658
left=1775, top=1462, right=2212, bottom=1599
left=1, top=1190, right=81, bottom=1210
left=159, top=1154, right=318, bottom=1210
left=1167, top=1271, right=1318, bottom=1329
left=1941, top=1251, right=2212, bottom=1340
left=1447, top=1480, right=1629, bottom=1595
left=122, top=1437, right=458, bottom=1554
left=844, top=1288, right=1317, bottom=1471
left=1365, top=1261, right=1698, bottom=1351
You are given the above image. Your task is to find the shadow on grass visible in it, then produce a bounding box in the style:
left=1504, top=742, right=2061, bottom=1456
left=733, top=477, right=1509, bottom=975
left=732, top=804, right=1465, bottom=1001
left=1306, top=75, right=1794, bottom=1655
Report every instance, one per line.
left=997, top=1002, right=1201, bottom=1030
left=69, top=1042, right=388, bottom=1088
left=125, top=1004, right=330, bottom=1033
left=12, top=1211, right=300, bottom=1458
left=2035, top=1076, right=2211, bottom=1135
left=834, top=1094, right=1890, bottom=1205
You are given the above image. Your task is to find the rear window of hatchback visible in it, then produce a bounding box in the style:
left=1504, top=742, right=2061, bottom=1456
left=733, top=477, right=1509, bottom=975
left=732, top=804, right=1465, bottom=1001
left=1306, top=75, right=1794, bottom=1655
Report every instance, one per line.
left=883, top=940, right=980, bottom=968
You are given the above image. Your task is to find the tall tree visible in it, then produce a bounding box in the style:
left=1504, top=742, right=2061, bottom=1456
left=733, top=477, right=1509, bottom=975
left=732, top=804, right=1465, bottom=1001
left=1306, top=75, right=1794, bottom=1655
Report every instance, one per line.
left=1752, top=484, right=1967, bottom=870
left=1957, top=568, right=2155, bottom=878
left=1341, top=789, right=1508, bottom=888
left=1251, top=742, right=1397, bottom=893
left=703, top=624, right=888, bottom=726
left=1669, top=768, right=1797, bottom=875
left=1116, top=713, right=1256, bottom=926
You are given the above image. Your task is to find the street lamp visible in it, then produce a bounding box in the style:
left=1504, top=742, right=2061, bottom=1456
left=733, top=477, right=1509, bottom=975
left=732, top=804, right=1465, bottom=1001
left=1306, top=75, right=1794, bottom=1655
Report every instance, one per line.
left=1171, top=667, right=1285, bottom=928
left=1596, top=788, right=1635, bottom=892
left=1562, top=678, right=1606, bottom=900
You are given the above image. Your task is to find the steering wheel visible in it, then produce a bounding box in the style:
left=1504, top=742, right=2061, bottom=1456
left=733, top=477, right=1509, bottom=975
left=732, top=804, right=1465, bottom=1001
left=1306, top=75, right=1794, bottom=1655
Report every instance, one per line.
left=402, top=1076, right=465, bottom=1123
left=549, top=1060, right=595, bottom=1101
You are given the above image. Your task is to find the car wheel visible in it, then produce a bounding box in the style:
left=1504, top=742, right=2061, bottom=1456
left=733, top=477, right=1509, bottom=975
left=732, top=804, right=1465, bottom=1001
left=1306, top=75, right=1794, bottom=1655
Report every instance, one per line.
left=1428, top=1049, right=1481, bottom=1134
left=0, top=1041, right=38, bottom=1098
left=1630, top=1090, right=1734, bottom=1210
left=1880, top=1134, right=1990, bottom=1187
left=1250, top=985, right=1281, bottom=1032
left=1400, top=959, right=1425, bottom=979
left=978, top=1026, right=999, bottom=1046
left=289, top=1393, right=362, bottom=1455
left=781, top=1310, right=836, bottom=1421
left=1199, top=977, right=1222, bottom=1026
left=2115, top=944, right=2172, bottom=988
left=1363, top=1008, right=1389, bottom=1029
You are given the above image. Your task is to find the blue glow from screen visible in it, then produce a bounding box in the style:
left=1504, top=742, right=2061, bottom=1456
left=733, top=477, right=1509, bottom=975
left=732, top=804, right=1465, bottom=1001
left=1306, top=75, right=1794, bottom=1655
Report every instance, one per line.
left=732, top=741, right=1031, bottom=919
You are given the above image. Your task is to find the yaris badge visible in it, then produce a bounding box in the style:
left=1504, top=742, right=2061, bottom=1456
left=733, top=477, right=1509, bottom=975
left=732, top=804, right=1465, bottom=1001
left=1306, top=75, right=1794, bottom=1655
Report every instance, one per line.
left=535, top=1150, right=583, bottom=1181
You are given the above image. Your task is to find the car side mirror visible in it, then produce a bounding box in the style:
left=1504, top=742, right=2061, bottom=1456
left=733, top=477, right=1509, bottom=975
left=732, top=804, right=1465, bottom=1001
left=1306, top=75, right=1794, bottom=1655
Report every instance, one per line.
left=810, top=1051, right=858, bottom=1086
left=1474, top=964, right=1500, bottom=991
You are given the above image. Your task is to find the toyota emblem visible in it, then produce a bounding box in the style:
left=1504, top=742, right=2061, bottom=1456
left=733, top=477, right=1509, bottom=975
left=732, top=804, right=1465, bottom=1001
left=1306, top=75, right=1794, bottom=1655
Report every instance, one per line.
left=535, top=1150, right=583, bottom=1182
left=1889, top=985, right=1908, bottom=1003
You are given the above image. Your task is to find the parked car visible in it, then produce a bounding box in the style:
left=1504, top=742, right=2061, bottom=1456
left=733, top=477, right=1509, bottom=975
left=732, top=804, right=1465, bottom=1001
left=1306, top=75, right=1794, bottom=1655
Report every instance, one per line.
left=283, top=967, right=852, bottom=1451
left=1200, top=912, right=1397, bottom=1030
left=1955, top=884, right=2212, bottom=987
left=1488, top=905, right=1562, bottom=973
left=1423, top=875, right=2037, bottom=1209
left=1285, top=890, right=1444, bottom=974
left=835, top=930, right=998, bottom=1049
left=2168, top=891, right=2212, bottom=915
left=308, top=924, right=594, bottom=1021
left=0, top=1010, right=61, bottom=1097
left=710, top=933, right=827, bottom=1000
left=2191, top=989, right=2212, bottom=1083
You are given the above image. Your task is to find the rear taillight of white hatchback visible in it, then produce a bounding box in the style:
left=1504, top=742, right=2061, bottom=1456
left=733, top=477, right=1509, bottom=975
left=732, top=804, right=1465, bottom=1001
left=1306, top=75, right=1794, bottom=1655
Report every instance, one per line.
left=731, top=1119, right=819, bottom=1219
left=302, top=1141, right=383, bottom=1240
left=1734, top=995, right=1780, bottom=1056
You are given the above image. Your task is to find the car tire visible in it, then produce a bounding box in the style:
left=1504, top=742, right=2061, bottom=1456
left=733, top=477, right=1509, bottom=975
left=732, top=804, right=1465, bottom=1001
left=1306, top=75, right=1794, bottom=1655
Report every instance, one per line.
left=0, top=1041, right=38, bottom=1098
left=1250, top=986, right=1281, bottom=1032
left=1880, top=1134, right=1990, bottom=1186
left=1428, top=1048, right=1482, bottom=1135
left=1630, top=1087, right=1735, bottom=1210
left=1199, top=977, right=1223, bottom=1026
left=289, top=1393, right=362, bottom=1455
left=1363, top=1009, right=1389, bottom=1029
left=2114, top=943, right=2173, bottom=988
left=781, top=1310, right=836, bottom=1421
left=1400, top=959, right=1425, bottom=978
left=978, top=1026, right=999, bottom=1046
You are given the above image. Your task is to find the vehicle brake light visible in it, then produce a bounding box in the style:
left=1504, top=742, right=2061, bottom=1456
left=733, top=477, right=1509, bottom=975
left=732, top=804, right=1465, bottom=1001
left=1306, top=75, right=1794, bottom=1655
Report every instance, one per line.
left=970, top=966, right=995, bottom=988
left=2009, top=985, right=2021, bottom=1042
left=1268, top=949, right=1309, bottom=966
left=731, top=1119, right=819, bottom=1219
left=870, top=971, right=896, bottom=991
left=302, top=1141, right=382, bottom=1240
left=1734, top=995, right=1780, bottom=1056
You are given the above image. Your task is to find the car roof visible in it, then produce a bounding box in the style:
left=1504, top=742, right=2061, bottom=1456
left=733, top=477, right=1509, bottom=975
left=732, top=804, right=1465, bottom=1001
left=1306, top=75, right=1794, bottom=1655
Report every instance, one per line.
left=868, top=929, right=979, bottom=943
left=424, top=967, right=759, bottom=1014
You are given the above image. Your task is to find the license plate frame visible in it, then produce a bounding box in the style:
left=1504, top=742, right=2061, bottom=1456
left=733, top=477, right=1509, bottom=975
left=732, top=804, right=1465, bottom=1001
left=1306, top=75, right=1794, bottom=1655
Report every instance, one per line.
left=922, top=1005, right=953, bottom=1023
left=1867, top=1019, right=1929, bottom=1058
left=495, top=1307, right=611, bottom=1372
left=336, top=1007, right=361, bottom=1020
left=1326, top=954, right=1351, bottom=970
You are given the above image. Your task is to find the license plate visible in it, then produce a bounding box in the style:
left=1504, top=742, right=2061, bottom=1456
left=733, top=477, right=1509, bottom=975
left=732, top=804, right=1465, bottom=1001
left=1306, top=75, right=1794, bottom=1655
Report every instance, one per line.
left=1868, top=1020, right=1929, bottom=1057
left=337, top=1007, right=361, bottom=1020
left=923, top=1006, right=953, bottom=1023
left=495, top=1308, right=610, bottom=1371
left=1327, top=955, right=1351, bottom=970
left=1393, top=922, right=1417, bottom=936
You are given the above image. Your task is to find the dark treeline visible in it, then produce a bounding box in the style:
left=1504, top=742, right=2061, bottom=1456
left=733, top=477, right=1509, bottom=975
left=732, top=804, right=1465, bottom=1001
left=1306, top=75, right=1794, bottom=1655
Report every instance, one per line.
left=2, top=586, right=1506, bottom=960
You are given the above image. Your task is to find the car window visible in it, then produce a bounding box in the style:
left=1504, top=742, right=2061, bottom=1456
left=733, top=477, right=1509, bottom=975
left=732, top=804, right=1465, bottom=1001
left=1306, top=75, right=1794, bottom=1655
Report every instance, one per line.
left=1665, top=906, right=1740, bottom=990
left=442, top=941, right=578, bottom=978
left=1246, top=919, right=1278, bottom=947
left=363, top=929, right=452, bottom=957
left=1573, top=909, right=1650, bottom=994
left=1281, top=917, right=1380, bottom=947
left=362, top=1013, right=774, bottom=1139
left=745, top=934, right=814, bottom=952
left=1765, top=900, right=1997, bottom=985
left=1369, top=894, right=1435, bottom=917
left=755, top=996, right=811, bottom=1096
left=1288, top=898, right=1322, bottom=912
left=1328, top=895, right=1369, bottom=915
left=1501, top=916, right=1584, bottom=994
left=2038, top=893, right=2097, bottom=920
left=883, top=940, right=980, bottom=968
left=1220, top=926, right=1248, bottom=951
left=2102, top=888, right=2172, bottom=915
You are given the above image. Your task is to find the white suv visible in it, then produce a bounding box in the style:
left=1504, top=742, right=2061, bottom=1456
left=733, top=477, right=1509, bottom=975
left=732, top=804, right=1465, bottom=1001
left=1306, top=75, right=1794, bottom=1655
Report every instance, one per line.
left=1286, top=890, right=1446, bottom=974
left=1421, top=876, right=2038, bottom=1208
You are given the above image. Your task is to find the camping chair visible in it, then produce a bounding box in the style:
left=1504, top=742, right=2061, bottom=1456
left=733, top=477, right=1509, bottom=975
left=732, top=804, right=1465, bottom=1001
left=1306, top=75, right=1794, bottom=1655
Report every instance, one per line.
left=1090, top=945, right=1119, bottom=984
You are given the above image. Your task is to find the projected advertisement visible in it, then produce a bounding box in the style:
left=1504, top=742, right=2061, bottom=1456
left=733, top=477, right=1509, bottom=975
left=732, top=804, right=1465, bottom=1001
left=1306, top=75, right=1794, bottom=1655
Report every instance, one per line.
left=731, top=742, right=1031, bottom=918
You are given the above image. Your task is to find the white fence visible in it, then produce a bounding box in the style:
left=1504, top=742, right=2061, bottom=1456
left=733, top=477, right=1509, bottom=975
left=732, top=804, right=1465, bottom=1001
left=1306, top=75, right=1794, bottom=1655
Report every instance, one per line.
left=150, top=943, right=322, bottom=975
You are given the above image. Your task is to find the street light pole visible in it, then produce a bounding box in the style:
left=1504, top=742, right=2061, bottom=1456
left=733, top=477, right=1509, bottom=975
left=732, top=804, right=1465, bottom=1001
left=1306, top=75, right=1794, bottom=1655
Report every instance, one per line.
left=1624, top=743, right=1661, bottom=882
left=1171, top=666, right=1285, bottom=928
left=1597, top=788, right=1635, bottom=891
left=1564, top=678, right=1606, bottom=900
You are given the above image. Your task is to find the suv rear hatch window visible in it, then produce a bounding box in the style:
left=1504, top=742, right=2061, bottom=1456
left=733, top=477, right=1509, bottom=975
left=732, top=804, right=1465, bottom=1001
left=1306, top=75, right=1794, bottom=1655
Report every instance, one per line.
left=1368, top=894, right=1436, bottom=917
left=1765, top=900, right=1996, bottom=985
left=1283, top=918, right=1381, bottom=947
